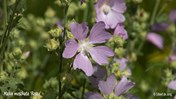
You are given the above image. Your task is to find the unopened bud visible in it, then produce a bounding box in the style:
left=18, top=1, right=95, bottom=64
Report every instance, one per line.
left=13, top=48, right=22, bottom=56
left=48, top=27, right=62, bottom=38
left=45, top=39, right=59, bottom=51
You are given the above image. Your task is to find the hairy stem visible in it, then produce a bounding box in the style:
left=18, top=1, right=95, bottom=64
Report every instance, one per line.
left=58, top=3, right=69, bottom=99
left=0, top=0, right=20, bottom=60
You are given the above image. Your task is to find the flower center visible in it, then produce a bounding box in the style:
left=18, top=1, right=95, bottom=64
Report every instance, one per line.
left=79, top=40, right=91, bottom=52
left=101, top=4, right=111, bottom=15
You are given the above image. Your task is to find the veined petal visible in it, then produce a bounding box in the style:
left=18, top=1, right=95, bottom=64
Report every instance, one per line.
left=63, top=39, right=79, bottom=58
left=89, top=22, right=112, bottom=44
left=88, top=46, right=114, bottom=65
left=115, top=76, right=135, bottom=96
left=95, top=0, right=105, bottom=8
left=70, top=22, right=88, bottom=40
left=98, top=74, right=116, bottom=95
left=93, top=66, right=107, bottom=79
left=115, top=58, right=128, bottom=71
left=73, top=52, right=94, bottom=76
left=114, top=24, right=128, bottom=40
left=106, top=11, right=125, bottom=29
left=168, top=80, right=176, bottom=90
left=84, top=92, right=104, bottom=99
left=110, top=0, right=126, bottom=13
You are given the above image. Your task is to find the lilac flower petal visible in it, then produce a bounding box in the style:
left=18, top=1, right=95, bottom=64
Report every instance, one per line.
left=70, top=22, right=88, bottom=40
left=146, top=32, right=164, bottom=49
left=89, top=76, right=100, bottom=88
left=24, top=51, right=30, bottom=59
left=93, top=66, right=107, bottom=79
left=110, top=0, right=126, bottom=13
left=88, top=46, right=114, bottom=65
left=106, top=11, right=125, bottom=29
left=115, top=76, right=135, bottom=96
left=73, top=52, right=94, bottom=76
left=114, top=24, right=128, bottom=40
left=174, top=95, right=176, bottom=99
left=126, top=94, right=139, bottom=99
left=169, top=55, right=176, bottom=62
left=169, top=10, right=176, bottom=24
left=57, top=21, right=64, bottom=30
left=84, top=92, right=104, bottom=99
left=115, top=58, right=128, bottom=71
left=168, top=80, right=176, bottom=90
left=89, top=22, right=112, bottom=44
left=151, top=22, right=169, bottom=32
left=89, top=66, right=107, bottom=88
left=63, top=39, right=79, bottom=58
left=98, top=74, right=116, bottom=95
left=96, top=0, right=105, bottom=8
left=95, top=0, right=125, bottom=29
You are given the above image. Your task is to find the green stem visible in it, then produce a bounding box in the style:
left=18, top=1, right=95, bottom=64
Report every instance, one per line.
left=0, top=0, right=20, bottom=60
left=3, top=0, right=7, bottom=30
left=156, top=3, right=167, bottom=18
left=58, top=4, right=69, bottom=99
left=81, top=79, right=86, bottom=99
left=150, top=0, right=160, bottom=25
left=83, top=2, right=88, bottom=21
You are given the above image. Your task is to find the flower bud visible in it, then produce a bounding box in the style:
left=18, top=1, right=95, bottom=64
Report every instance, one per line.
left=66, top=31, right=74, bottom=39
left=45, top=39, right=59, bottom=51
left=0, top=71, right=8, bottom=80
left=48, top=27, right=62, bottom=38
left=115, top=48, right=125, bottom=57
left=136, top=9, right=149, bottom=22
left=13, top=48, right=22, bottom=56
left=45, top=7, right=56, bottom=18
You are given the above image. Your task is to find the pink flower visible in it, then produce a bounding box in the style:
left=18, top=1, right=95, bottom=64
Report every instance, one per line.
left=168, top=80, right=176, bottom=90
left=95, top=0, right=126, bottom=29
left=146, top=32, right=164, bottom=49
left=63, top=22, right=114, bottom=76
left=114, top=23, right=128, bottom=40
left=85, top=74, right=135, bottom=98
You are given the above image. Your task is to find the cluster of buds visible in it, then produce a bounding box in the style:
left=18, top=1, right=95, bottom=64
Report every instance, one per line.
left=45, top=26, right=62, bottom=51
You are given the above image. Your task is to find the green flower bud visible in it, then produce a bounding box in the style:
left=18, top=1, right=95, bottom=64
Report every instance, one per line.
left=29, top=40, right=37, bottom=49
left=13, top=48, right=22, bottom=56
left=8, top=53, right=14, bottom=59
left=171, top=61, right=176, bottom=69
left=115, top=48, right=125, bottom=57
left=140, top=81, right=149, bottom=91
left=167, top=24, right=175, bottom=33
left=48, top=27, right=62, bottom=38
left=45, top=39, right=59, bottom=51
left=36, top=18, right=45, bottom=27
left=0, top=71, right=8, bottom=80
left=43, top=77, right=58, bottom=89
left=115, top=36, right=125, bottom=47
left=18, top=39, right=26, bottom=47
left=17, top=68, right=27, bottom=79
left=45, top=7, right=56, bottom=18
left=54, top=0, right=62, bottom=6
left=135, top=9, right=149, bottom=22
left=67, top=3, right=79, bottom=16
left=67, top=31, right=74, bottom=39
